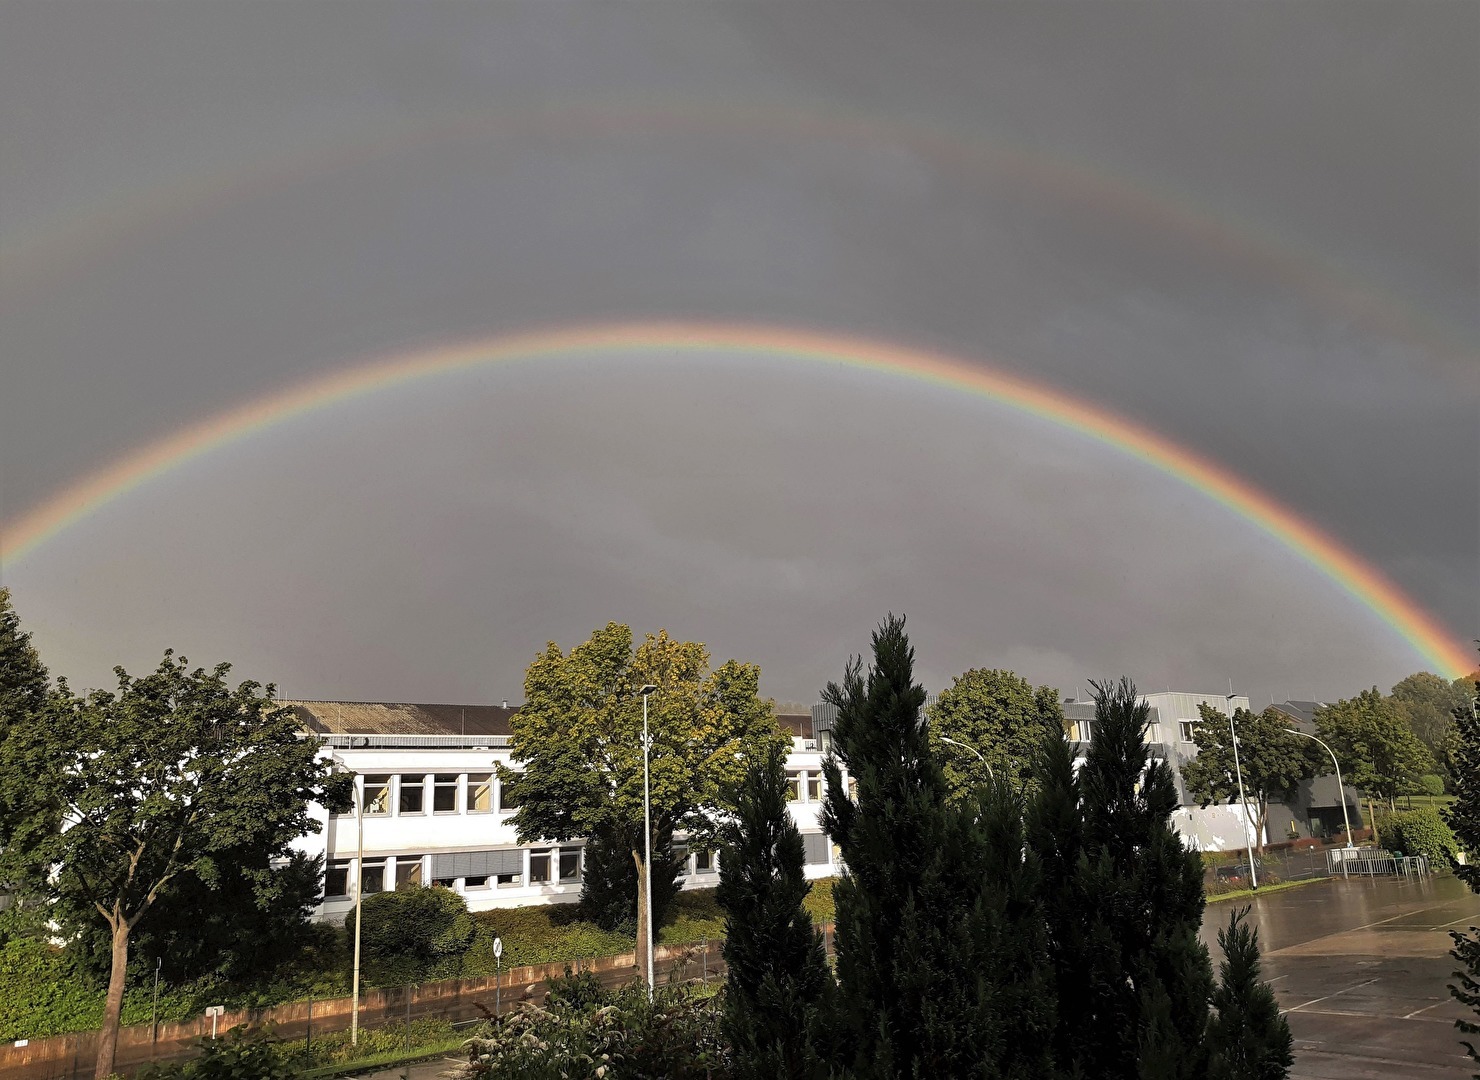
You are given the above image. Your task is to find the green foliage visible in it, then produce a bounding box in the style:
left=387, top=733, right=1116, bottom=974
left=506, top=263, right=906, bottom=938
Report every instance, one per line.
left=347, top=886, right=476, bottom=985
left=1451, top=926, right=1480, bottom=1070
left=1206, top=908, right=1293, bottom=1080
left=925, top=668, right=1063, bottom=799
left=0, top=938, right=102, bottom=1041
left=465, top=906, right=633, bottom=973
left=1316, top=688, right=1434, bottom=808
left=464, top=982, right=728, bottom=1079
left=579, top=822, right=682, bottom=935
left=820, top=615, right=1055, bottom=1078
left=1390, top=671, right=1471, bottom=775
left=1028, top=678, right=1214, bottom=1079
left=660, top=888, right=727, bottom=944
left=504, top=624, right=789, bottom=964
left=283, top=1017, right=458, bottom=1069
left=1376, top=807, right=1459, bottom=864
left=137, top=1026, right=296, bottom=1080
left=718, top=744, right=831, bottom=1079
left=1180, top=705, right=1322, bottom=854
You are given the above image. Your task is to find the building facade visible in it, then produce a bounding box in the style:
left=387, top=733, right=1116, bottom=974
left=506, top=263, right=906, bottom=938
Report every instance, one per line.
left=284, top=701, right=837, bottom=922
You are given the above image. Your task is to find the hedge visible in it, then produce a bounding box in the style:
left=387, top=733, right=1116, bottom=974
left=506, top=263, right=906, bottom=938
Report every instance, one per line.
left=1377, top=807, right=1459, bottom=865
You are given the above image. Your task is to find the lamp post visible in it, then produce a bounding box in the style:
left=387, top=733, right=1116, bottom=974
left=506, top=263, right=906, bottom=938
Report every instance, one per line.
left=937, top=736, right=995, bottom=781
left=1285, top=728, right=1354, bottom=850
left=637, top=684, right=658, bottom=1001
left=1225, top=694, right=1258, bottom=890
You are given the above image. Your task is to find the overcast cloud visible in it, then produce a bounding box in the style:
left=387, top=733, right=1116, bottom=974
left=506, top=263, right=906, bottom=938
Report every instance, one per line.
left=2, top=2, right=1475, bottom=708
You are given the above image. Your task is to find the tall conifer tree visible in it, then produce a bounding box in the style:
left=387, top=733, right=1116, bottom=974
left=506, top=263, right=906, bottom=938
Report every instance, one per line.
left=1029, top=677, right=1213, bottom=1079
left=717, top=744, right=831, bottom=1080
left=1446, top=657, right=1480, bottom=1071
left=819, top=615, right=1054, bottom=1078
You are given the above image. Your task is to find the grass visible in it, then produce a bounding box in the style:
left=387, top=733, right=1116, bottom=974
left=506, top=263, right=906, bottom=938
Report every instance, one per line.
left=1204, top=876, right=1332, bottom=905
left=295, top=1037, right=467, bottom=1078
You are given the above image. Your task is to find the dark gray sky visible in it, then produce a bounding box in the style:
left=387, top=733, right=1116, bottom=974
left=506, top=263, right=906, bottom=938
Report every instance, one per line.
left=2, top=2, right=1476, bottom=707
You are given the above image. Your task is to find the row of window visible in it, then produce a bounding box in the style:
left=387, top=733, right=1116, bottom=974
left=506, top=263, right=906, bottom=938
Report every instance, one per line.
left=345, top=772, right=518, bottom=817
left=784, top=770, right=824, bottom=803
left=325, top=845, right=582, bottom=898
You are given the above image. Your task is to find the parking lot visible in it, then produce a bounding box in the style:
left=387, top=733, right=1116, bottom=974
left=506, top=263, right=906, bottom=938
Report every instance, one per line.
left=1204, top=875, right=1480, bottom=1078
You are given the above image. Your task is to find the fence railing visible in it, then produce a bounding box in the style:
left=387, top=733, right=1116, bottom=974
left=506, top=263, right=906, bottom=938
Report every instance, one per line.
left=1325, top=848, right=1430, bottom=878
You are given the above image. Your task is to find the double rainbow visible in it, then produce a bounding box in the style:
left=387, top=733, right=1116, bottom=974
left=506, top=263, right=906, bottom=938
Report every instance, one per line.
left=2, top=320, right=1469, bottom=677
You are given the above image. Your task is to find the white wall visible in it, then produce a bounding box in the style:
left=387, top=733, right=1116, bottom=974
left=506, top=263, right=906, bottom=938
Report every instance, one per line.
left=299, top=741, right=837, bottom=919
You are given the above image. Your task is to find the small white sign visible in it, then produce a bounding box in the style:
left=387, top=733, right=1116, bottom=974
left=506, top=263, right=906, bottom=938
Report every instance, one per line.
left=493, top=937, right=503, bottom=960
left=205, top=1006, right=225, bottom=1017
left=13, top=1040, right=28, bottom=1048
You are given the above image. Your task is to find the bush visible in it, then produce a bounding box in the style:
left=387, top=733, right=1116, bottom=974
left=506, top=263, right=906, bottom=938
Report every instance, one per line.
left=465, top=906, right=633, bottom=974
left=348, top=886, right=475, bottom=985
left=137, top=1026, right=294, bottom=1080
left=465, top=981, right=727, bottom=1079
left=1378, top=807, right=1460, bottom=864
left=660, top=889, right=726, bottom=944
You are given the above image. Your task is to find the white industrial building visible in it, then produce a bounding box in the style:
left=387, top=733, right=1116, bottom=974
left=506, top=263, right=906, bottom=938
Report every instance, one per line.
left=283, top=701, right=834, bottom=921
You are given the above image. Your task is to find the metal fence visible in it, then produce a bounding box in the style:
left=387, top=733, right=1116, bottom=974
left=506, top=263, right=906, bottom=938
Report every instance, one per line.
left=1325, top=848, right=1430, bottom=878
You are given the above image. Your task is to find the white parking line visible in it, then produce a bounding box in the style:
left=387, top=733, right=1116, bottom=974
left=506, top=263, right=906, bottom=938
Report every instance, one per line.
left=1400, top=1001, right=1446, bottom=1020
left=1283, top=978, right=1378, bottom=1013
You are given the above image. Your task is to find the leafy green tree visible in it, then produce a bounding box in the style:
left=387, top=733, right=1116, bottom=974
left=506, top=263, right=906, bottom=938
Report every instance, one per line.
left=1446, top=659, right=1480, bottom=1071
left=1029, top=678, right=1213, bottom=1079
left=926, top=667, right=1064, bottom=798
left=2, top=652, right=349, bottom=1080
left=717, top=744, right=831, bottom=1080
left=819, top=615, right=1055, bottom=1078
left=1316, top=689, right=1434, bottom=821
left=576, top=820, right=682, bottom=937
left=504, top=623, right=789, bottom=977
left=349, top=885, right=475, bottom=984
left=1180, top=706, right=1322, bottom=855
left=1206, top=908, right=1293, bottom=1080
left=1390, top=671, right=1471, bottom=777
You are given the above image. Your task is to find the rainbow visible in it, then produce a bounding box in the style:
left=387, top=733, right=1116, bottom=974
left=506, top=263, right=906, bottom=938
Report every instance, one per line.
left=1, top=320, right=1470, bottom=677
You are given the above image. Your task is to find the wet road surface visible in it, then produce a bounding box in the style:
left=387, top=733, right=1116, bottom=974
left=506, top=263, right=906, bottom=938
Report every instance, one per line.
left=1204, top=876, right=1480, bottom=1079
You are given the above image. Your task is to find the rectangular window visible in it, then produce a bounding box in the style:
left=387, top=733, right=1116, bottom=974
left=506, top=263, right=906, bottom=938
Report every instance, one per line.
left=432, top=876, right=457, bottom=889
left=395, top=857, right=424, bottom=890
left=530, top=851, right=551, bottom=884
left=1179, top=720, right=1196, bottom=743
left=694, top=849, right=715, bottom=873
left=363, top=775, right=392, bottom=816
left=847, top=776, right=858, bottom=801
left=433, top=774, right=459, bottom=813
left=360, top=859, right=386, bottom=895
left=496, top=871, right=522, bottom=887
left=398, top=775, right=426, bottom=815
left=469, top=774, right=494, bottom=813
left=498, top=775, right=520, bottom=812
left=558, top=846, right=581, bottom=883
left=463, top=875, right=489, bottom=889
left=325, top=861, right=351, bottom=898
left=785, top=772, right=802, bottom=802
left=802, top=833, right=830, bottom=866
left=805, top=775, right=823, bottom=802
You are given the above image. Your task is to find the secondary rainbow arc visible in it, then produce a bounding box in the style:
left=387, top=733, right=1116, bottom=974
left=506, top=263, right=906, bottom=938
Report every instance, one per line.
left=1, top=320, right=1469, bottom=678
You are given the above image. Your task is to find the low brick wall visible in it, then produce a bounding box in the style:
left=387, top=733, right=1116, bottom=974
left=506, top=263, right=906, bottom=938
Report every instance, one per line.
left=0, top=942, right=729, bottom=1080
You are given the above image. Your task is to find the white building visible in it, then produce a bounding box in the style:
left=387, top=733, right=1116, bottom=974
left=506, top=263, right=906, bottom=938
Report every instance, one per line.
left=282, top=701, right=837, bottom=922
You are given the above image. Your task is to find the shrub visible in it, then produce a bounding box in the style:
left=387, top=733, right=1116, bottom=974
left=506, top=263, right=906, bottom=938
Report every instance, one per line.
left=1378, top=807, right=1460, bottom=864
left=348, top=886, right=475, bottom=985
left=660, top=889, right=727, bottom=944
left=137, top=1026, right=294, bottom=1080
left=465, top=906, right=632, bottom=974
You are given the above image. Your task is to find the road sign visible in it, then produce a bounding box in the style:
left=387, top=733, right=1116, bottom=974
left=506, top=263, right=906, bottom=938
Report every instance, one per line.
left=493, top=937, right=502, bottom=959
left=205, top=1005, right=225, bottom=1040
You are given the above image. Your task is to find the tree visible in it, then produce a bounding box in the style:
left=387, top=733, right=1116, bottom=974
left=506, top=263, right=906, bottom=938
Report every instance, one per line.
left=717, top=744, right=831, bottom=1080
left=1316, top=689, right=1434, bottom=821
left=1206, top=908, right=1293, bottom=1080
left=1180, top=705, right=1322, bottom=854
left=926, top=667, right=1064, bottom=799
left=576, top=820, right=682, bottom=937
left=0, top=587, right=58, bottom=934
left=504, top=623, right=789, bottom=977
left=819, top=615, right=1055, bottom=1078
left=1028, top=678, right=1213, bottom=1079
left=1446, top=658, right=1480, bottom=1072
left=2, top=652, right=348, bottom=1080
left=1391, top=672, right=1472, bottom=784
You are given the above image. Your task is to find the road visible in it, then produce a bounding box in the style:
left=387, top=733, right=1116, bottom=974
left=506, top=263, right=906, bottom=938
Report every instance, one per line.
left=1207, top=875, right=1480, bottom=1079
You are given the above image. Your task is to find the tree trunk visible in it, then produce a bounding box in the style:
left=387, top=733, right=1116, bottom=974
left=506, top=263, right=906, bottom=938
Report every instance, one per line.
left=94, top=919, right=130, bottom=1080
left=631, top=848, right=648, bottom=980
left=1255, top=797, right=1269, bottom=855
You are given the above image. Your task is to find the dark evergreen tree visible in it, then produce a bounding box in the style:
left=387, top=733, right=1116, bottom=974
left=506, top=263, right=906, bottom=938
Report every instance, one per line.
left=819, top=614, right=1055, bottom=1079
left=0, top=587, right=57, bottom=938
left=1206, top=908, right=1293, bottom=1080
left=1446, top=657, right=1480, bottom=1073
left=717, top=743, right=831, bottom=1080
left=1029, top=677, right=1213, bottom=1079
left=578, top=820, right=682, bottom=937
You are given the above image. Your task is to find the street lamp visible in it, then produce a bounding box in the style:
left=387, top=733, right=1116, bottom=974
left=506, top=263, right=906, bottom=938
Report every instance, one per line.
left=329, top=753, right=365, bottom=1046
left=636, top=684, right=658, bottom=1001
left=1225, top=694, right=1258, bottom=890
left=937, top=736, right=995, bottom=781
left=1285, top=728, right=1354, bottom=850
